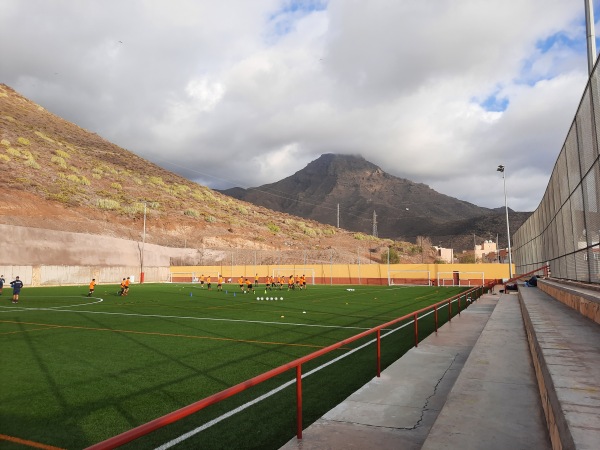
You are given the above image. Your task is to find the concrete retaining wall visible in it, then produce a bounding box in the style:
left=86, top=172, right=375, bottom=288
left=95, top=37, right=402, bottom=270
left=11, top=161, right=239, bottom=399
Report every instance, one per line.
left=0, top=265, right=170, bottom=286
left=538, top=280, right=600, bottom=325
left=0, top=223, right=199, bottom=267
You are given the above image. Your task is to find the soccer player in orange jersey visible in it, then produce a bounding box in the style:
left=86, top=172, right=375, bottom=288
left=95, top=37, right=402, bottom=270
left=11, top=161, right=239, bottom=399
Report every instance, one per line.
left=246, top=278, right=254, bottom=294
left=88, top=279, right=96, bottom=297
left=206, top=276, right=212, bottom=290
left=118, top=278, right=126, bottom=296
left=238, top=276, right=245, bottom=292
left=124, top=277, right=131, bottom=296
left=217, top=275, right=223, bottom=291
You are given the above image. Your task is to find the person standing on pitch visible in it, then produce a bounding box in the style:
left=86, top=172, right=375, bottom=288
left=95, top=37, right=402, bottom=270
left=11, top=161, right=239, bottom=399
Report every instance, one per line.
left=217, top=274, right=223, bottom=292
left=10, top=276, right=23, bottom=304
left=254, top=273, right=259, bottom=288
left=119, top=278, right=126, bottom=296
left=245, top=278, right=254, bottom=294
left=0, top=274, right=5, bottom=296
left=124, top=277, right=131, bottom=296
left=88, top=278, right=96, bottom=297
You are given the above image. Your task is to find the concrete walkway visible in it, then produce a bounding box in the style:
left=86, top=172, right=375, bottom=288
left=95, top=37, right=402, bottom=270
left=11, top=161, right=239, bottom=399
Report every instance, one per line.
left=280, top=293, right=503, bottom=449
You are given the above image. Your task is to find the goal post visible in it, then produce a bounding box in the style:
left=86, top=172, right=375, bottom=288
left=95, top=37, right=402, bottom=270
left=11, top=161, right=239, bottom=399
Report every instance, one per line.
left=272, top=268, right=315, bottom=285
left=437, top=271, right=485, bottom=286
left=168, top=271, right=220, bottom=283
left=387, top=270, right=431, bottom=286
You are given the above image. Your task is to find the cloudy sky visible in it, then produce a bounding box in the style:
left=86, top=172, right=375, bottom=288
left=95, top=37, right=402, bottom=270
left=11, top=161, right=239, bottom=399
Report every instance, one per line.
left=0, top=0, right=596, bottom=211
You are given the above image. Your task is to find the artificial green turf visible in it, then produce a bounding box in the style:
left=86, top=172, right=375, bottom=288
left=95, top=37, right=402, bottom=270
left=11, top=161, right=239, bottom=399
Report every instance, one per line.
left=0, top=283, right=472, bottom=449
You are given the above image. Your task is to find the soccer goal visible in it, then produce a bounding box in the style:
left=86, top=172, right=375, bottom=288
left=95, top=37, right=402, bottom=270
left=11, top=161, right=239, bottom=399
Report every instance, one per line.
left=272, top=268, right=315, bottom=285
left=387, top=270, right=431, bottom=286
left=168, top=271, right=220, bottom=283
left=437, top=271, right=485, bottom=286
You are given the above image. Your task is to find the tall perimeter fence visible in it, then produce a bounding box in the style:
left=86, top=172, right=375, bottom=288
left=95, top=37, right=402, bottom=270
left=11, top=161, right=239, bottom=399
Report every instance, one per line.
left=513, top=60, right=600, bottom=284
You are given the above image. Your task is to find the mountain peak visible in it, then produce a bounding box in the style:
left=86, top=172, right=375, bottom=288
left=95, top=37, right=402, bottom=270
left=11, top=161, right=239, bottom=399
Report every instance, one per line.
left=304, top=153, right=381, bottom=176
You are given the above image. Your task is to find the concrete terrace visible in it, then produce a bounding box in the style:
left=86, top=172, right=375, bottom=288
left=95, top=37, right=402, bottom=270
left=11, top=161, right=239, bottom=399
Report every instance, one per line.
left=281, top=280, right=600, bottom=450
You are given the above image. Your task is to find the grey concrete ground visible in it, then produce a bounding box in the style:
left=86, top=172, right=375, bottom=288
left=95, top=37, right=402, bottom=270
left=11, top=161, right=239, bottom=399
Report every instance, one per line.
left=280, top=293, right=500, bottom=450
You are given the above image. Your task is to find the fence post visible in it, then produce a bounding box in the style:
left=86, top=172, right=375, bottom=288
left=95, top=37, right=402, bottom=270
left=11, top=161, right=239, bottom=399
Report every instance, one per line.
left=434, top=305, right=438, bottom=333
left=448, top=299, right=452, bottom=322
left=376, top=329, right=381, bottom=377
left=414, top=313, right=419, bottom=347
left=458, top=295, right=461, bottom=315
left=296, top=365, right=302, bottom=439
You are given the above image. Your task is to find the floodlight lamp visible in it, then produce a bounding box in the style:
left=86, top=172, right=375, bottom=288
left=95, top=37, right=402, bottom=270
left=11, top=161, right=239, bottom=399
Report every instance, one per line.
left=497, top=165, right=505, bottom=173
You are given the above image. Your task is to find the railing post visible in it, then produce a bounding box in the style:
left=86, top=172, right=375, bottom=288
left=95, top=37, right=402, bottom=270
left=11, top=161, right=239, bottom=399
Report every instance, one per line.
left=414, top=312, right=419, bottom=347
left=376, top=329, right=381, bottom=377
left=296, top=365, right=302, bottom=439
left=434, top=305, right=438, bottom=333
left=458, top=295, right=461, bottom=315
left=448, top=299, right=452, bottom=322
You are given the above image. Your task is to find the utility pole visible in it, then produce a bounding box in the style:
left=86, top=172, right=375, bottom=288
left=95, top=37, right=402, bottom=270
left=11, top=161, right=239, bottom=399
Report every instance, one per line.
left=372, top=211, right=378, bottom=237
left=337, top=203, right=340, bottom=228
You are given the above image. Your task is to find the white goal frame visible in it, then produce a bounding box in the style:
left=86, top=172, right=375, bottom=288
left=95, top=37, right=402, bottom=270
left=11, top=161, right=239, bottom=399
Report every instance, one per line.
left=437, top=271, right=485, bottom=286
left=387, top=270, right=431, bottom=286
left=168, top=271, right=220, bottom=283
left=272, top=268, right=315, bottom=285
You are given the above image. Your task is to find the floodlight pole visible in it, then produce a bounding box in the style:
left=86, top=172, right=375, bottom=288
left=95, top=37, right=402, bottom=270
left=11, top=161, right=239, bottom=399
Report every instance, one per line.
left=497, top=165, right=513, bottom=278
left=585, top=0, right=597, bottom=75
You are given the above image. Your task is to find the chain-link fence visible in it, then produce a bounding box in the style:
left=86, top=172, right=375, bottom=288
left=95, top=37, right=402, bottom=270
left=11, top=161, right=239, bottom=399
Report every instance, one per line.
left=513, top=63, right=600, bottom=283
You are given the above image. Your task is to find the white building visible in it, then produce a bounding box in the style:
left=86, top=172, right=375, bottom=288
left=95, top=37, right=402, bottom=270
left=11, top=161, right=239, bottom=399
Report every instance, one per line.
left=475, top=240, right=497, bottom=262
left=434, top=246, right=454, bottom=263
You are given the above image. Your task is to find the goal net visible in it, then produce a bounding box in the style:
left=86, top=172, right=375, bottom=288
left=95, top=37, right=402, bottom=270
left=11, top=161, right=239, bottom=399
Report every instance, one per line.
left=388, top=270, right=431, bottom=286
left=437, top=271, right=485, bottom=286
left=272, top=268, right=315, bottom=285
left=168, top=271, right=220, bottom=283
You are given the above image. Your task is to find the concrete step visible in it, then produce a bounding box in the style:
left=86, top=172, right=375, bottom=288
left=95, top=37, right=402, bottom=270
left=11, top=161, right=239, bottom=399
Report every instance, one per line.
left=421, top=293, right=551, bottom=449
left=519, top=282, right=600, bottom=450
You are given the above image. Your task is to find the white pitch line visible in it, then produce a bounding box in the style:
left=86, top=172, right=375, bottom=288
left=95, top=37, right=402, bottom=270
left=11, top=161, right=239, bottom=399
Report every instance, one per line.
left=0, top=296, right=104, bottom=312
left=0, top=303, right=380, bottom=331
left=154, top=303, right=456, bottom=450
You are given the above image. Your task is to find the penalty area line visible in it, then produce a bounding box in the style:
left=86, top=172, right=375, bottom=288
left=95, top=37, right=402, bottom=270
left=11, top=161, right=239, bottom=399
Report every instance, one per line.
left=19, top=308, right=374, bottom=331
left=0, top=433, right=65, bottom=450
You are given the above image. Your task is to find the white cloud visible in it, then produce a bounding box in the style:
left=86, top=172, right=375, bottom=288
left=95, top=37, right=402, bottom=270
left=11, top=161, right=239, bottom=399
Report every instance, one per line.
left=0, top=0, right=593, bottom=211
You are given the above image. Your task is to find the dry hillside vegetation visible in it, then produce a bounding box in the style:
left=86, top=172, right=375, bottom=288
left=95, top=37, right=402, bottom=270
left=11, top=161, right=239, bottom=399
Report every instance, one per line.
left=0, top=84, right=438, bottom=264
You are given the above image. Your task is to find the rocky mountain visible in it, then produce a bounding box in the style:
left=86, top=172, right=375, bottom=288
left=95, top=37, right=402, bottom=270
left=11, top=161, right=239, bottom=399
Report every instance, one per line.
left=220, top=154, right=530, bottom=250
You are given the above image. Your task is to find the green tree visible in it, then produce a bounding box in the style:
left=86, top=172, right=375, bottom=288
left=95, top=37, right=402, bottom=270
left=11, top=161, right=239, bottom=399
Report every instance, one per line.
left=458, top=253, right=476, bottom=263
left=381, top=246, right=400, bottom=264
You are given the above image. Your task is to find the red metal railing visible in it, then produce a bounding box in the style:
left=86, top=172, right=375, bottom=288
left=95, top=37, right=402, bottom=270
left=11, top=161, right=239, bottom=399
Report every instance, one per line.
left=502, top=265, right=549, bottom=287
left=87, top=284, right=489, bottom=449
